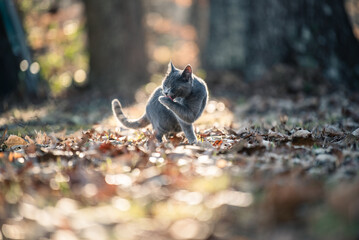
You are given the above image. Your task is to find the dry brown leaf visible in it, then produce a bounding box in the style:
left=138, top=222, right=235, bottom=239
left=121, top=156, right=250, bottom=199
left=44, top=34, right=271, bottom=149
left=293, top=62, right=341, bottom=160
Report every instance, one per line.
left=35, top=131, right=51, bottom=144
left=323, top=125, right=344, bottom=137
left=292, top=129, right=311, bottom=138
left=25, top=135, right=35, bottom=144
left=5, top=135, right=27, bottom=148
left=8, top=152, right=23, bottom=162
left=292, top=129, right=315, bottom=146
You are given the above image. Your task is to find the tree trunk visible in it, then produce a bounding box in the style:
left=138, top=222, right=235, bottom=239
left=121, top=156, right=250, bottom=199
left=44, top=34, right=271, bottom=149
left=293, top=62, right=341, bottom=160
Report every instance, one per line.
left=0, top=15, right=19, bottom=100
left=201, top=0, right=359, bottom=90
left=84, top=0, right=148, bottom=102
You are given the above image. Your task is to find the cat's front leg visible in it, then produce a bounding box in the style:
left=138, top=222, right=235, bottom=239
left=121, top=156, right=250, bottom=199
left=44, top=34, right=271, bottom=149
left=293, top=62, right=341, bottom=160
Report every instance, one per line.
left=178, top=121, right=197, bottom=144
left=158, top=96, right=196, bottom=124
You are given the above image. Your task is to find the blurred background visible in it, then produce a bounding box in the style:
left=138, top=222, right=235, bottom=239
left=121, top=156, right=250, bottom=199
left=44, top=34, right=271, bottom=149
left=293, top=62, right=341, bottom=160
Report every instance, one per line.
left=1, top=1, right=359, bottom=240
left=1, top=0, right=359, bottom=108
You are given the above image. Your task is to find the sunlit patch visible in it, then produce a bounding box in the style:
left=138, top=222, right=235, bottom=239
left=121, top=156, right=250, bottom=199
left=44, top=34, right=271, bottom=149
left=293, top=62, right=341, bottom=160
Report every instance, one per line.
left=112, top=197, right=131, bottom=211
left=59, top=72, right=72, bottom=88
left=124, top=165, right=133, bottom=173
left=29, top=62, right=40, bottom=74
left=19, top=202, right=36, bottom=220
left=47, top=28, right=57, bottom=40
left=145, top=82, right=158, bottom=94
left=141, top=166, right=160, bottom=179
left=173, top=190, right=203, bottom=205
left=5, top=184, right=22, bottom=204
left=190, top=175, right=230, bottom=193
left=63, top=20, right=79, bottom=35
left=177, top=158, right=190, bottom=166
left=52, top=230, right=78, bottom=240
left=55, top=173, right=70, bottom=183
left=174, top=0, right=193, bottom=7
left=153, top=46, right=171, bottom=63
left=217, top=102, right=226, bottom=111
left=197, top=155, right=213, bottom=164
left=169, top=218, right=210, bottom=240
left=81, top=224, right=108, bottom=240
left=196, top=165, right=222, bottom=177
left=17, top=158, right=25, bottom=164
left=82, top=184, right=98, bottom=198
left=2, top=224, right=24, bottom=240
left=216, top=159, right=229, bottom=168
left=50, top=178, right=60, bottom=190
left=173, top=41, right=199, bottom=67
left=149, top=152, right=165, bottom=164
left=19, top=60, right=29, bottom=71
left=113, top=223, right=138, bottom=240
left=56, top=198, right=79, bottom=215
left=206, top=100, right=226, bottom=113
left=206, top=190, right=253, bottom=208
left=146, top=13, right=172, bottom=33
left=35, top=209, right=55, bottom=228
left=74, top=69, right=87, bottom=84
left=153, top=201, right=206, bottom=221
left=105, top=174, right=132, bottom=187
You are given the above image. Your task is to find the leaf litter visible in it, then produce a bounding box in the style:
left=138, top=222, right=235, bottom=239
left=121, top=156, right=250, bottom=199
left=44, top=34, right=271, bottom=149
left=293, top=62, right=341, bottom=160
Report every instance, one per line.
left=0, top=94, right=359, bottom=240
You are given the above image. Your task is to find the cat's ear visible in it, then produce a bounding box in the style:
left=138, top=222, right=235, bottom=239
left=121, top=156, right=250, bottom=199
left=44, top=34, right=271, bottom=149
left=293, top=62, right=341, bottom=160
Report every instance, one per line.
left=182, top=64, right=193, bottom=81
left=167, top=61, right=176, bottom=73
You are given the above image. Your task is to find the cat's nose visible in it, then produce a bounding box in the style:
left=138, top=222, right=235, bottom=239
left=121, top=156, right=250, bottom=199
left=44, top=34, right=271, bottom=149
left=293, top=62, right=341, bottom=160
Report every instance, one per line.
left=163, top=89, right=169, bottom=96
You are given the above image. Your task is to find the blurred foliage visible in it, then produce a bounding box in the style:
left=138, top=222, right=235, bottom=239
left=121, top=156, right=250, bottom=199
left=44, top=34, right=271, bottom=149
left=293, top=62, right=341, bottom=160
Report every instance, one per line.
left=17, top=0, right=88, bottom=96
left=14, top=0, right=359, bottom=98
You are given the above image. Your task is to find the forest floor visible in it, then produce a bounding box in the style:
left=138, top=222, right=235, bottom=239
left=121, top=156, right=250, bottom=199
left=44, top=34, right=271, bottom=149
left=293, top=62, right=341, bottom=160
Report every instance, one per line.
left=1, top=81, right=359, bottom=240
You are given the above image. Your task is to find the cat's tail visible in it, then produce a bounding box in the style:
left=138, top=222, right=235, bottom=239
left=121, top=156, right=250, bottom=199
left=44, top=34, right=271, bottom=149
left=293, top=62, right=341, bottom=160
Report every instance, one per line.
left=112, top=99, right=150, bottom=129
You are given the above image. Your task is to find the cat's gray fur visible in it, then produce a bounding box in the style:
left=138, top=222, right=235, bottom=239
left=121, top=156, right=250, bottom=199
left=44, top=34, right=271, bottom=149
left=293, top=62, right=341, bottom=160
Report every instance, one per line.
left=112, top=62, right=208, bottom=144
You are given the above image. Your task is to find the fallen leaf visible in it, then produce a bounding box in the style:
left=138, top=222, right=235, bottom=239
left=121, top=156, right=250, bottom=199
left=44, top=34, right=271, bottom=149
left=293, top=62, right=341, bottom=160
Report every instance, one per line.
left=213, top=140, right=223, bottom=148
left=323, top=125, right=344, bottom=137
left=292, top=130, right=312, bottom=138
left=8, top=152, right=23, bottom=162
left=25, top=135, right=35, bottom=144
left=5, top=135, right=27, bottom=148
left=292, top=130, right=315, bottom=146
left=35, top=131, right=52, bottom=144
left=352, top=128, right=359, bottom=137
left=216, top=159, right=228, bottom=168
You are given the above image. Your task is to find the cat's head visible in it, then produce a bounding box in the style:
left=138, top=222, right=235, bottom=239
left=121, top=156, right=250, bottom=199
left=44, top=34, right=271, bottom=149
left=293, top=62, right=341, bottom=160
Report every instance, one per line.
left=162, top=62, right=193, bottom=100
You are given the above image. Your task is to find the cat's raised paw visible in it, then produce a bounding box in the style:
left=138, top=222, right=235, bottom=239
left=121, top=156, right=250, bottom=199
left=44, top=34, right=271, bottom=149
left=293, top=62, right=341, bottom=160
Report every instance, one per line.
left=158, top=96, right=172, bottom=105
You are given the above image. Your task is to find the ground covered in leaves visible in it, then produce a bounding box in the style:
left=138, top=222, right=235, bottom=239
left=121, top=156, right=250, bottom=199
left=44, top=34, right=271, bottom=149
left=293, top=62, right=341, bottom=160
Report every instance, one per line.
left=1, top=90, right=359, bottom=240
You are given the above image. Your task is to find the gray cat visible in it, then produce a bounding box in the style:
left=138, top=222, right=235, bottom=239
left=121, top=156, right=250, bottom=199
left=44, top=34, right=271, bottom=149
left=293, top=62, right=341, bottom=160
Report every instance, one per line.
left=112, top=62, right=208, bottom=144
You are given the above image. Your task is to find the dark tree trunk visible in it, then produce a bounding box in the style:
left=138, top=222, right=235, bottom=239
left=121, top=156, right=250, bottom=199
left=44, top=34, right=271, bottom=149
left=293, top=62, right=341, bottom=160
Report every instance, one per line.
left=84, top=0, right=148, bottom=102
left=0, top=0, right=40, bottom=105
left=0, top=15, right=19, bottom=100
left=201, top=0, right=359, bottom=90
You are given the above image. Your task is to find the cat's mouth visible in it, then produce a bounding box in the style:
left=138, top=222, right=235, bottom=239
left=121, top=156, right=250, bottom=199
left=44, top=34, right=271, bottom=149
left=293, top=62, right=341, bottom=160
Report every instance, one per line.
left=165, top=93, right=176, bottom=101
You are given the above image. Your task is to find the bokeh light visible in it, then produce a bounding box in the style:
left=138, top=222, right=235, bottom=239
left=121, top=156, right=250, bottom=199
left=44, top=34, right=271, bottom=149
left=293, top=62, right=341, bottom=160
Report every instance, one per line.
left=19, top=60, right=29, bottom=71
